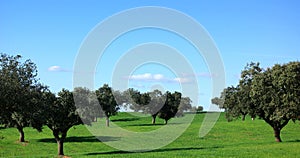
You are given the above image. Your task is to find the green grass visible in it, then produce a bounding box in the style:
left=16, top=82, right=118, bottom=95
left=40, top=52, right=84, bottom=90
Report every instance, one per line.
left=1, top=112, right=300, bottom=157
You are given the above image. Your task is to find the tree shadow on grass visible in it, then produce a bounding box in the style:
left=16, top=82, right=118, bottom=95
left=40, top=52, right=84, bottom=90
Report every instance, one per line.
left=286, top=139, right=300, bottom=143
left=127, top=122, right=183, bottom=127
left=127, top=123, right=165, bottom=126
left=37, top=136, right=120, bottom=143
left=86, top=146, right=222, bottom=156
left=111, top=117, right=140, bottom=122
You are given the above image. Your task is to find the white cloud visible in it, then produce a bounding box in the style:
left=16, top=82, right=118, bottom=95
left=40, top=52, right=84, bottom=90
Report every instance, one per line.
left=153, top=74, right=164, bottom=80
left=173, top=77, right=191, bottom=83
left=128, top=73, right=152, bottom=80
left=128, top=73, right=163, bottom=81
left=127, top=73, right=192, bottom=84
left=48, top=66, right=68, bottom=72
left=130, top=84, right=146, bottom=89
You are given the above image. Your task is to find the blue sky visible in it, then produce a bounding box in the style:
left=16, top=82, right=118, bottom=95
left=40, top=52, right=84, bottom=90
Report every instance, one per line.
left=1, top=1, right=300, bottom=110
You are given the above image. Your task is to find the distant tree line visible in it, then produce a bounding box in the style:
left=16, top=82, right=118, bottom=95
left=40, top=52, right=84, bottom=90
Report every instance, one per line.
left=119, top=88, right=193, bottom=124
left=212, top=62, right=300, bottom=142
left=0, top=53, right=194, bottom=156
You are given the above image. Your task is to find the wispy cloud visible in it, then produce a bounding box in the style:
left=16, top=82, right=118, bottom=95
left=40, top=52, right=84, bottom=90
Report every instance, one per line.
left=48, top=65, right=99, bottom=74
left=47, top=66, right=70, bottom=72
left=127, top=73, right=152, bottom=81
left=173, top=77, right=191, bottom=83
left=130, top=84, right=146, bottom=89
left=126, top=73, right=193, bottom=84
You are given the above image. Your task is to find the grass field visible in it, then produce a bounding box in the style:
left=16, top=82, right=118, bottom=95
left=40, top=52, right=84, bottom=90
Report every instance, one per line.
left=1, top=112, right=300, bottom=157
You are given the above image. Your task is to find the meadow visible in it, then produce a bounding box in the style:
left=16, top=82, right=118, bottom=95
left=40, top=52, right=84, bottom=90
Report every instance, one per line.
left=1, top=112, right=300, bottom=158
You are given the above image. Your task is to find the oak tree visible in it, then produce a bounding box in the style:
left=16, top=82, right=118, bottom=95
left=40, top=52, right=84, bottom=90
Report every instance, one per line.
left=158, top=91, right=181, bottom=124
left=0, top=53, right=46, bottom=142
left=251, top=62, right=300, bottom=142
left=95, top=84, right=119, bottom=127
left=45, top=89, right=91, bottom=156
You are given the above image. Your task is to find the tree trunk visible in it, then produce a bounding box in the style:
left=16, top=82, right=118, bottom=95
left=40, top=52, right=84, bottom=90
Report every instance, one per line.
left=165, top=119, right=168, bottom=125
left=53, top=130, right=67, bottom=156
left=152, top=114, right=157, bottom=124
left=242, top=115, right=246, bottom=121
left=17, top=127, right=25, bottom=142
left=106, top=116, right=110, bottom=127
left=264, top=119, right=289, bottom=142
left=57, top=140, right=64, bottom=156
left=273, top=127, right=282, bottom=142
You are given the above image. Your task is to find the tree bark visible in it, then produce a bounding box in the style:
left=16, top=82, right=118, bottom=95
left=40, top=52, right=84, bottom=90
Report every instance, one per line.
left=17, top=127, right=25, bottom=142
left=152, top=114, right=157, bottom=124
left=273, top=127, right=282, bottom=142
left=53, top=130, right=67, bottom=156
left=57, top=140, right=64, bottom=156
left=106, top=116, right=110, bottom=127
left=264, top=119, right=289, bottom=142
left=242, top=115, right=246, bottom=121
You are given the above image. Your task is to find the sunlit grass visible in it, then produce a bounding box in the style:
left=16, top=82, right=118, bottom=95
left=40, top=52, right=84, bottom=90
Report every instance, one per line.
left=1, top=112, right=300, bottom=157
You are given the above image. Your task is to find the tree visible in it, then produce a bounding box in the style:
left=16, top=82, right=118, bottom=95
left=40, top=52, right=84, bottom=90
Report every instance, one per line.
left=212, top=62, right=262, bottom=121
left=95, top=84, right=119, bottom=127
left=176, top=97, right=192, bottom=116
left=214, top=61, right=300, bottom=142
left=214, top=86, right=245, bottom=121
left=45, top=89, right=91, bottom=156
left=251, top=62, right=300, bottom=142
left=196, top=106, right=204, bottom=113
left=158, top=91, right=181, bottom=124
left=113, top=89, right=129, bottom=111
left=144, top=89, right=165, bottom=124
left=123, top=88, right=148, bottom=112
left=0, top=53, right=46, bottom=142
left=73, top=87, right=99, bottom=122
left=211, top=97, right=224, bottom=109
left=239, top=62, right=263, bottom=120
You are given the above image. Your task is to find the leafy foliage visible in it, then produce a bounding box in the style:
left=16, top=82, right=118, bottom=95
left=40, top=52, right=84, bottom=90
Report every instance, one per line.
left=73, top=87, right=100, bottom=122
left=158, top=91, right=181, bottom=124
left=45, top=89, right=92, bottom=155
left=213, top=61, right=300, bottom=142
left=212, top=62, right=262, bottom=121
left=121, top=88, right=192, bottom=124
left=177, top=97, right=193, bottom=116
left=0, top=53, right=47, bottom=142
left=95, top=84, right=119, bottom=126
left=123, top=88, right=150, bottom=112
left=250, top=62, right=300, bottom=142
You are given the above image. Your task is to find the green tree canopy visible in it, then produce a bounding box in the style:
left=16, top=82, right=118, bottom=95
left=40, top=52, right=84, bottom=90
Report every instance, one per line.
left=212, top=62, right=262, bottom=121
left=0, top=53, right=47, bottom=142
left=213, top=61, right=300, bottom=142
left=158, top=91, right=182, bottom=124
left=176, top=97, right=193, bottom=116
left=123, top=88, right=150, bottom=112
left=144, top=89, right=165, bottom=124
left=45, top=89, right=91, bottom=156
left=95, top=84, right=119, bottom=127
left=250, top=62, right=300, bottom=142
left=73, top=87, right=100, bottom=122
